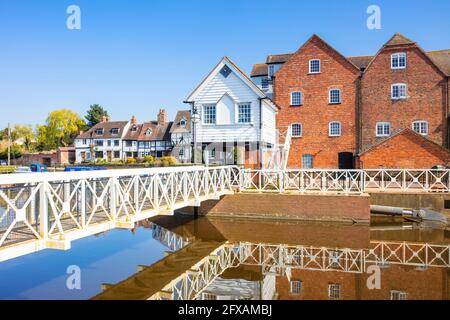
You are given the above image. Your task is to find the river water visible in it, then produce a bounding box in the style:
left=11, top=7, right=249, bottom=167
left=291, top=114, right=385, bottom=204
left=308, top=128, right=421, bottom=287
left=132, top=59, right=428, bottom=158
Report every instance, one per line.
left=0, top=215, right=449, bottom=300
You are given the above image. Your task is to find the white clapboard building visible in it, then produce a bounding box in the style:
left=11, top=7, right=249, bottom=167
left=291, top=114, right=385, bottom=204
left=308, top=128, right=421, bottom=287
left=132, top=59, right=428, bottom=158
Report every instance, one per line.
left=185, top=57, right=278, bottom=168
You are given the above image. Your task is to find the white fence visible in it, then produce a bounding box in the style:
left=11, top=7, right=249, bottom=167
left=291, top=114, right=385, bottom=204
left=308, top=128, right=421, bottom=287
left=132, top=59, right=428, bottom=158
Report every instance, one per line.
left=240, top=169, right=450, bottom=194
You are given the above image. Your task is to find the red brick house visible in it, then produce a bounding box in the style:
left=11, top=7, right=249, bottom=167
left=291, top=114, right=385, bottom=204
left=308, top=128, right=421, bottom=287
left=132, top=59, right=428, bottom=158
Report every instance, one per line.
left=251, top=33, right=450, bottom=169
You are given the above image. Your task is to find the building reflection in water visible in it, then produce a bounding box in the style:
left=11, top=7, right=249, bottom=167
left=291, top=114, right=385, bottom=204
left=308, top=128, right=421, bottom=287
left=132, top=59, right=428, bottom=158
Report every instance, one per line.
left=94, top=216, right=450, bottom=300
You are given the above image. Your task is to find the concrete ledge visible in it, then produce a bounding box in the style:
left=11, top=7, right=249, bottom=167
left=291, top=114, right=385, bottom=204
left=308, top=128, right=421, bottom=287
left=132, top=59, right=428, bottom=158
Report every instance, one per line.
left=179, top=193, right=371, bottom=224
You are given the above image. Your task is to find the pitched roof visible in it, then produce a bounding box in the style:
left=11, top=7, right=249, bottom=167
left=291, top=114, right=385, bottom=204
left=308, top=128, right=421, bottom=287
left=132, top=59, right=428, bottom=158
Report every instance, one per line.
left=250, top=63, right=268, bottom=77
left=359, top=128, right=450, bottom=156
left=122, top=123, right=143, bottom=140
left=137, top=122, right=172, bottom=141
left=170, top=110, right=191, bottom=134
left=77, top=121, right=129, bottom=139
left=347, top=55, right=374, bottom=70
left=384, top=32, right=416, bottom=47
left=428, top=49, right=450, bottom=76
left=266, top=53, right=294, bottom=64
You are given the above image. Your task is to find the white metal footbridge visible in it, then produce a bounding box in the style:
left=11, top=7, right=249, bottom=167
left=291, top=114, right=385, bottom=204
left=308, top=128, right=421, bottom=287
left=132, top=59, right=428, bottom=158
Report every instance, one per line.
left=1, top=166, right=450, bottom=262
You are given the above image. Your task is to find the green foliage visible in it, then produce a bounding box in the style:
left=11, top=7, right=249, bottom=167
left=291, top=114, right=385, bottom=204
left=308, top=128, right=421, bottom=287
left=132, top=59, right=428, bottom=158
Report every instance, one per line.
left=0, top=144, right=22, bottom=160
left=143, top=155, right=155, bottom=164
left=37, top=109, right=86, bottom=151
left=126, top=157, right=137, bottom=164
left=85, top=104, right=109, bottom=128
left=0, top=166, right=17, bottom=174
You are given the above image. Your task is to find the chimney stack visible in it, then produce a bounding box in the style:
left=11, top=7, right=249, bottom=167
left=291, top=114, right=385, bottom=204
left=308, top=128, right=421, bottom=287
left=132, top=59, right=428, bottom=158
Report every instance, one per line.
left=131, top=115, right=137, bottom=125
left=158, top=109, right=168, bottom=126
left=101, top=115, right=108, bottom=123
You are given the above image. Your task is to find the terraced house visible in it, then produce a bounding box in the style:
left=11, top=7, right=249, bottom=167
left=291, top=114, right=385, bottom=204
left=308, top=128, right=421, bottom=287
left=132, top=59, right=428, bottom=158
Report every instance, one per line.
left=251, top=33, right=450, bottom=169
left=74, top=110, right=189, bottom=163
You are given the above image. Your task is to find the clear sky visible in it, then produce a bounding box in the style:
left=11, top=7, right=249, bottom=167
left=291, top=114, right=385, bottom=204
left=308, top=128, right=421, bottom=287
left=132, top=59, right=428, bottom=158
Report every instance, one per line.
left=1, top=0, right=449, bottom=128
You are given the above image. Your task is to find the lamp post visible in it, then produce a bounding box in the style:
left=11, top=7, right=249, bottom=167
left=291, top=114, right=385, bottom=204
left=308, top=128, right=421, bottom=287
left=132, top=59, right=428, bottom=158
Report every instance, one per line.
left=184, top=101, right=200, bottom=165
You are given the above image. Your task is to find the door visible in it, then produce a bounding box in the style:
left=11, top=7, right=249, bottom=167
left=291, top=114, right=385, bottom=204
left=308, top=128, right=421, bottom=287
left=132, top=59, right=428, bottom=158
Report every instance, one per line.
left=338, top=152, right=354, bottom=170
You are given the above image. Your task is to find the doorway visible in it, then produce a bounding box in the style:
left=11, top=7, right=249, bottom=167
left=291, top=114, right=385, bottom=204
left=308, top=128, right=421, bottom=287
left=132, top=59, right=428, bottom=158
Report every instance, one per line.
left=338, top=152, right=354, bottom=169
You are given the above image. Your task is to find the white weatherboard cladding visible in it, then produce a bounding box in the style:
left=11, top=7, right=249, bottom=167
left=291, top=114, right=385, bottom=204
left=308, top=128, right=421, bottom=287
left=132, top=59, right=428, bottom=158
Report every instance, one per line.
left=195, top=70, right=261, bottom=143
left=261, top=101, right=276, bottom=145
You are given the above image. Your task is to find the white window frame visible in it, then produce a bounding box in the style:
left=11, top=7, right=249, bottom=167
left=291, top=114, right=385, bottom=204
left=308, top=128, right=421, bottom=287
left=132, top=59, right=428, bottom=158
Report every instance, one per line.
left=290, top=91, right=303, bottom=106
left=309, top=59, right=321, bottom=74
left=261, top=77, right=269, bottom=90
left=391, top=83, right=407, bottom=100
left=376, top=122, right=391, bottom=137
left=329, top=89, right=342, bottom=104
left=290, top=281, right=302, bottom=295
left=412, top=121, right=428, bottom=135
left=328, top=283, right=341, bottom=299
left=291, top=123, right=302, bottom=137
left=202, top=104, right=216, bottom=125
left=391, top=52, right=407, bottom=69
left=237, top=103, right=252, bottom=124
left=329, top=122, right=342, bottom=137
left=302, top=154, right=313, bottom=169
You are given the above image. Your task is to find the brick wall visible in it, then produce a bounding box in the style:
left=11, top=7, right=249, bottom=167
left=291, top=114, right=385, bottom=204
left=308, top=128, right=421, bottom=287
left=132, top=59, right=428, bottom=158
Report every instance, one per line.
left=274, top=35, right=360, bottom=168
left=358, top=129, right=450, bottom=168
left=361, top=45, right=447, bottom=151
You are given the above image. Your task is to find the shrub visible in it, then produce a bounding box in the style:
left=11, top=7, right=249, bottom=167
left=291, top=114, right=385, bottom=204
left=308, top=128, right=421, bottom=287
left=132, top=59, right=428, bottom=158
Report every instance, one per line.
left=160, top=156, right=177, bottom=166
left=136, top=157, right=145, bottom=164
left=153, top=159, right=162, bottom=167
left=143, top=155, right=155, bottom=164
left=126, top=157, right=137, bottom=164
left=161, top=160, right=170, bottom=167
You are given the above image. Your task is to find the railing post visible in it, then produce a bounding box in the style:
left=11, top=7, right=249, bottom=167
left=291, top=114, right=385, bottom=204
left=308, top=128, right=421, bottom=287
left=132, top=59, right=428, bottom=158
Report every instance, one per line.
left=80, top=180, right=86, bottom=228
left=39, top=182, right=48, bottom=240
left=279, top=170, right=284, bottom=193
left=134, top=176, right=140, bottom=214
left=153, top=174, right=160, bottom=211
left=110, top=177, right=117, bottom=221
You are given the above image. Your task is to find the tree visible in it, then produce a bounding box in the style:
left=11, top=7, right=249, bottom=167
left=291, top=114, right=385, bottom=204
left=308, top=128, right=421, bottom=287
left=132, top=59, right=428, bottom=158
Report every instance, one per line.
left=12, top=124, right=36, bottom=151
left=85, top=104, right=109, bottom=127
left=37, top=109, right=86, bottom=151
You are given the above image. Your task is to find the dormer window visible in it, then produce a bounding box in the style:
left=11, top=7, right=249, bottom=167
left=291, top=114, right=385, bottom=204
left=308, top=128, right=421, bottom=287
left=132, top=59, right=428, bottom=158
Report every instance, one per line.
left=95, top=128, right=104, bottom=135
left=110, top=128, right=119, bottom=135
left=309, top=59, right=321, bottom=74
left=180, top=118, right=187, bottom=127
left=391, top=53, right=407, bottom=69
left=145, top=128, right=153, bottom=136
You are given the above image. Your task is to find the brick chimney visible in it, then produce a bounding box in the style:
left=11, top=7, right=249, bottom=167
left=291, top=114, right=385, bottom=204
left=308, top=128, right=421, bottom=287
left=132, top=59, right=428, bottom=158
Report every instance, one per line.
left=158, top=109, right=168, bottom=126
left=131, top=115, right=137, bottom=125
left=101, top=115, right=108, bottom=123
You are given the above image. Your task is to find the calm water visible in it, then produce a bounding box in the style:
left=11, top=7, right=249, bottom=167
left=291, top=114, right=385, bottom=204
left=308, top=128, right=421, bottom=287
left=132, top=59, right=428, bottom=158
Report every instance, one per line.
left=0, top=215, right=449, bottom=300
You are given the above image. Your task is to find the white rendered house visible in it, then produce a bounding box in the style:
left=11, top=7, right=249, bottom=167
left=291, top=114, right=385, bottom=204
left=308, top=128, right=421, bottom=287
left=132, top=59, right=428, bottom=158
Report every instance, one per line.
left=185, top=57, right=278, bottom=168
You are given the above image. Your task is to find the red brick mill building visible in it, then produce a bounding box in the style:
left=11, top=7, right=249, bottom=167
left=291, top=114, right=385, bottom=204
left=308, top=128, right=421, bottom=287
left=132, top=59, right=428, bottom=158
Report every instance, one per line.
left=251, top=33, right=450, bottom=169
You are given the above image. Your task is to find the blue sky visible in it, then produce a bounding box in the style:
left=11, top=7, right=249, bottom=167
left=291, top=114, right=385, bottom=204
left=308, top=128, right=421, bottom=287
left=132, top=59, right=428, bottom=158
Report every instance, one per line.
left=0, top=0, right=449, bottom=128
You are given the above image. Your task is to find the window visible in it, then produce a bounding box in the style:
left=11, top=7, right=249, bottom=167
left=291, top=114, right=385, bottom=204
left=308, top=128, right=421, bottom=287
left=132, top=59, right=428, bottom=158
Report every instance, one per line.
left=125, top=140, right=133, bottom=147
left=261, top=78, right=269, bottom=90
left=302, top=154, right=313, bottom=169
left=107, top=140, right=111, bottom=147
left=180, top=118, right=187, bottom=127
left=145, top=128, right=153, bottom=136
left=328, top=283, right=341, bottom=299
left=391, top=53, right=407, bottom=69
left=83, top=139, right=87, bottom=145
left=329, top=89, right=342, bottom=104
left=131, top=125, right=138, bottom=132
left=220, top=65, right=232, bottom=78
left=290, top=281, right=302, bottom=295
left=412, top=121, right=428, bottom=135
left=110, top=128, right=119, bottom=135
left=114, top=140, right=120, bottom=147
left=329, top=122, right=342, bottom=137
left=309, top=59, right=321, bottom=73
left=95, top=151, right=104, bottom=159
left=95, top=128, right=104, bottom=135
left=179, top=148, right=185, bottom=158
left=95, top=140, right=104, bottom=147
left=391, top=290, right=407, bottom=300
left=290, top=92, right=302, bottom=106
left=203, top=105, right=216, bottom=124
left=376, top=122, right=391, bottom=137
left=238, top=103, right=252, bottom=124
left=392, top=84, right=407, bottom=100
left=291, top=123, right=302, bottom=137
left=113, top=151, right=120, bottom=159
left=268, top=65, right=275, bottom=78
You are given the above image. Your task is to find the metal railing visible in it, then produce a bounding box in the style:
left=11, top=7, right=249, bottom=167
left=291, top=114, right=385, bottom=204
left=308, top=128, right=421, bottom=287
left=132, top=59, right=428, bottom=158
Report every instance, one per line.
left=0, top=166, right=241, bottom=261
